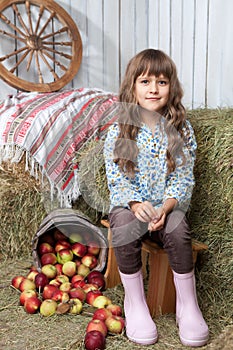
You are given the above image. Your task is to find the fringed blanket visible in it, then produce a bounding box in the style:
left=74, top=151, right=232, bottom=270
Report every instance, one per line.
left=0, top=88, right=118, bottom=207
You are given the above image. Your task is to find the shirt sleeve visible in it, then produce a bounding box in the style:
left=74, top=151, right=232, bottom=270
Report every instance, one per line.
left=103, top=123, right=143, bottom=208
left=163, top=120, right=197, bottom=210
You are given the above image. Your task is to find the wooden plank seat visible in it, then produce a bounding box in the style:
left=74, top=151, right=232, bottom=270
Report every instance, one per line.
left=101, top=219, right=208, bottom=317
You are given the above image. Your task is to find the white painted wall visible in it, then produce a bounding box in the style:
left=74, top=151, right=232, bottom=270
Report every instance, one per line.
left=0, top=0, right=232, bottom=109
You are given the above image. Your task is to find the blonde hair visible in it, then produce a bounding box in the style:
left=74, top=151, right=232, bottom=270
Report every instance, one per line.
left=114, top=49, right=187, bottom=176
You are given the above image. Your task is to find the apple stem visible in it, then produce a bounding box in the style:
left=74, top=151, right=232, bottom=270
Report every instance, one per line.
left=10, top=285, right=21, bottom=293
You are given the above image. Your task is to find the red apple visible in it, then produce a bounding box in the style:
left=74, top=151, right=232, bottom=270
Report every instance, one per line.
left=27, top=270, right=39, bottom=282
left=19, top=278, right=36, bottom=292
left=69, top=287, right=86, bottom=302
left=77, top=264, right=90, bottom=277
left=87, top=276, right=105, bottom=291
left=106, top=304, right=122, bottom=316
left=11, top=275, right=25, bottom=290
left=24, top=296, right=41, bottom=314
left=55, top=263, right=63, bottom=275
left=40, top=299, right=57, bottom=316
left=38, top=242, right=54, bottom=255
left=53, top=229, right=67, bottom=241
left=55, top=240, right=71, bottom=253
left=71, top=274, right=84, bottom=285
left=85, top=290, right=103, bottom=305
left=51, top=290, right=69, bottom=303
left=49, top=279, right=61, bottom=288
left=55, top=274, right=69, bottom=284
left=92, top=308, right=112, bottom=322
left=86, top=319, right=108, bottom=337
left=42, top=284, right=58, bottom=299
left=81, top=254, right=98, bottom=269
left=62, top=261, right=76, bottom=277
left=84, top=330, right=106, bottom=350
left=41, top=264, right=57, bottom=279
left=69, top=298, right=83, bottom=314
left=35, top=273, right=49, bottom=291
left=105, top=315, right=125, bottom=334
left=40, top=252, right=57, bottom=266
left=72, top=242, right=87, bottom=258
left=92, top=295, right=112, bottom=309
left=19, top=290, right=38, bottom=306
left=82, top=283, right=99, bottom=294
left=39, top=233, right=55, bottom=246
left=87, top=242, right=100, bottom=256
left=56, top=249, right=73, bottom=264
left=86, top=270, right=104, bottom=282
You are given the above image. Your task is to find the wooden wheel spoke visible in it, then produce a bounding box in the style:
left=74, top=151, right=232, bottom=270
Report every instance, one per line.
left=35, top=50, right=44, bottom=84
left=42, top=50, right=67, bottom=72
left=12, top=3, right=30, bottom=36
left=42, top=46, right=72, bottom=60
left=25, top=1, right=33, bottom=35
left=42, top=41, right=72, bottom=47
left=35, top=5, right=45, bottom=34
left=41, top=26, right=69, bottom=40
left=38, top=51, right=59, bottom=80
left=26, top=50, right=34, bottom=71
left=10, top=49, right=30, bottom=73
left=0, top=29, right=26, bottom=43
left=0, top=13, right=26, bottom=38
left=0, top=46, right=28, bottom=62
left=37, top=11, right=56, bottom=37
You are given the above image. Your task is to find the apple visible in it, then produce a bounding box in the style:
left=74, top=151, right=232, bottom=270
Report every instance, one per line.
left=38, top=242, right=54, bottom=255
left=85, top=290, right=103, bottom=305
left=72, top=242, right=87, bottom=258
left=87, top=242, right=100, bottom=256
left=24, top=296, right=42, bottom=314
left=11, top=275, right=25, bottom=290
left=77, top=264, right=90, bottom=277
left=35, top=273, right=49, bottom=291
left=92, top=295, right=112, bottom=309
left=81, top=254, right=98, bottom=269
left=105, top=315, right=125, bottom=334
left=53, top=229, right=67, bottom=241
left=55, top=240, right=71, bottom=253
left=72, top=280, right=86, bottom=289
left=55, top=275, right=69, bottom=284
left=59, top=282, right=72, bottom=293
left=69, top=287, right=86, bottom=302
left=19, top=290, right=38, bottom=306
left=71, top=274, right=84, bottom=285
left=62, top=261, right=76, bottom=277
left=41, top=264, right=57, bottom=279
left=69, top=232, right=83, bottom=244
left=42, top=284, right=58, bottom=299
left=86, top=319, right=108, bottom=337
left=39, top=233, right=55, bottom=246
left=40, top=252, right=57, bottom=266
left=86, top=270, right=104, bottom=282
left=55, top=263, right=63, bottom=275
left=51, top=290, right=69, bottom=303
left=40, top=299, right=57, bottom=316
left=69, top=298, right=83, bottom=314
left=84, top=330, right=106, bottom=350
left=19, top=278, right=36, bottom=292
left=92, top=308, right=112, bottom=322
left=74, top=259, right=82, bottom=269
left=27, top=270, right=39, bottom=282
left=106, top=304, right=122, bottom=316
left=56, top=249, right=73, bottom=264
left=49, top=279, right=61, bottom=288
left=82, top=283, right=99, bottom=294
left=87, top=276, right=105, bottom=291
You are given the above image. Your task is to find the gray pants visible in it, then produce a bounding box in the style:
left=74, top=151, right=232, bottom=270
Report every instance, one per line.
left=109, top=207, right=194, bottom=274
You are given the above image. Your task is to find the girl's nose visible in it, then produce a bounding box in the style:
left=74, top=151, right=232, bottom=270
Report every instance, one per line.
left=150, top=81, right=158, bottom=93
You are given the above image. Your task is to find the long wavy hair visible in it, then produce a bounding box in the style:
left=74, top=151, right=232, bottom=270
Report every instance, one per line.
left=114, top=49, right=188, bottom=177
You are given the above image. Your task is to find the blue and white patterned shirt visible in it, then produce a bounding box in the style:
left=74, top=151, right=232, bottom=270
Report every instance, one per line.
left=104, top=118, right=197, bottom=211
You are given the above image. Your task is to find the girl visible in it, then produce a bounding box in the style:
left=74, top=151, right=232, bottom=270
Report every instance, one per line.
left=104, top=49, right=209, bottom=347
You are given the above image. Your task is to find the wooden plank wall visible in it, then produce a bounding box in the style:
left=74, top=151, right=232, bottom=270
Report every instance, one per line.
left=0, top=0, right=232, bottom=109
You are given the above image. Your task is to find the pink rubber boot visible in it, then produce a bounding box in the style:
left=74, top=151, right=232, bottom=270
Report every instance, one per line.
left=119, top=269, right=158, bottom=345
left=173, top=269, right=209, bottom=347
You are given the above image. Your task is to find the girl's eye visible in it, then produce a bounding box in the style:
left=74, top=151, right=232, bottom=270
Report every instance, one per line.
left=159, top=80, right=168, bottom=85
left=141, top=79, right=149, bottom=84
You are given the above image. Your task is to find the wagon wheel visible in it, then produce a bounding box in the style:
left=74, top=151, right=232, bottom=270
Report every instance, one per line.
left=0, top=0, right=82, bottom=92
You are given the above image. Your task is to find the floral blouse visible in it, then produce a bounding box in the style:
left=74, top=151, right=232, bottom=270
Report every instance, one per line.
left=104, top=118, right=197, bottom=211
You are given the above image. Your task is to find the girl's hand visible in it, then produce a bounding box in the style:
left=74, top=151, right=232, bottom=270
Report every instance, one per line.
left=148, top=206, right=166, bottom=231
left=129, top=201, right=159, bottom=223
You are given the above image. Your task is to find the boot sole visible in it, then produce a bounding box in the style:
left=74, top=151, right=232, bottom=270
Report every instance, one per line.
left=180, top=334, right=209, bottom=347
left=127, top=333, right=158, bottom=345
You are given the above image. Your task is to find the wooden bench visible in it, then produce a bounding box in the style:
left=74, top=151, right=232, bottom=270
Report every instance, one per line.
left=101, top=219, right=208, bottom=317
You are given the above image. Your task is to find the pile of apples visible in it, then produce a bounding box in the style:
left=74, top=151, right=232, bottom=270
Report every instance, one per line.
left=11, top=228, right=125, bottom=350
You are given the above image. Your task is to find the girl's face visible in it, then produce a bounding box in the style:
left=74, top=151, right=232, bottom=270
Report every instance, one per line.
left=134, top=73, right=170, bottom=114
